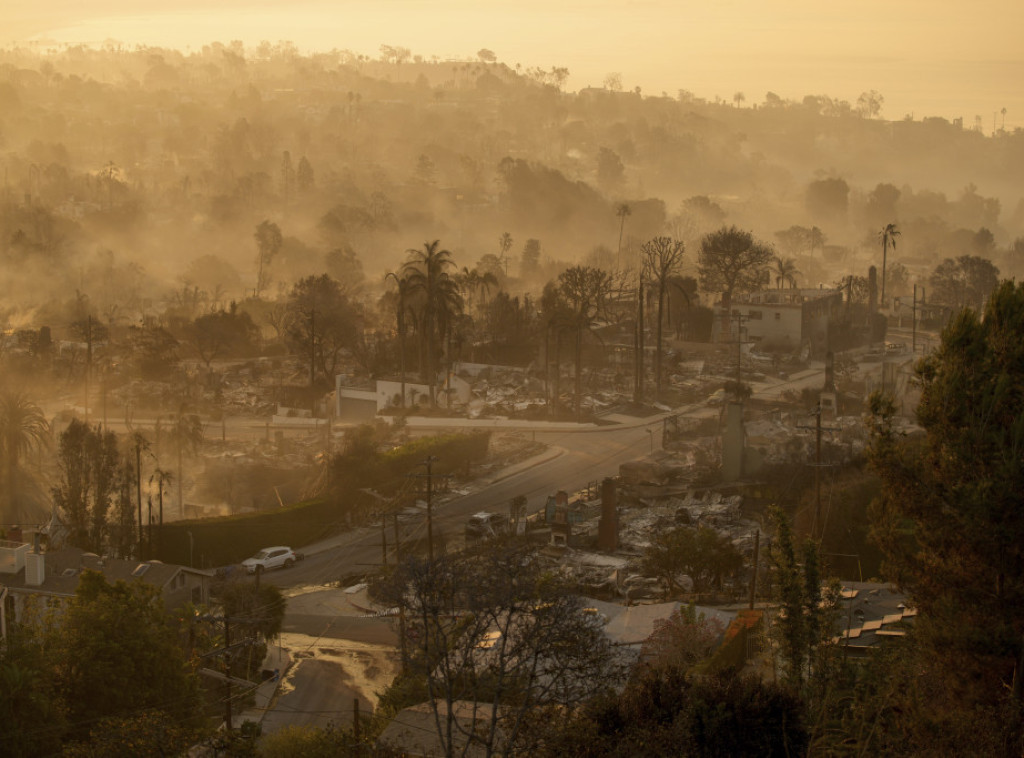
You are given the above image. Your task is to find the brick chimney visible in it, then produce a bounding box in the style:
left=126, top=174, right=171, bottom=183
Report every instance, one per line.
left=25, top=533, right=45, bottom=587
left=597, top=478, right=618, bottom=552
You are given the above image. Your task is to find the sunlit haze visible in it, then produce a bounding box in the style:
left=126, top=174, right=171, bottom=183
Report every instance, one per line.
left=10, top=0, right=1024, bottom=126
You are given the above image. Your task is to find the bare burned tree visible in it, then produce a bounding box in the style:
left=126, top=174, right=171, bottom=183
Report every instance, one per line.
left=641, top=236, right=685, bottom=399
left=376, top=543, right=625, bottom=758
left=557, top=266, right=614, bottom=421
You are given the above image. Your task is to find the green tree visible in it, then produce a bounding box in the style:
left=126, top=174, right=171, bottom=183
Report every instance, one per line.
left=296, top=155, right=315, bottom=192
left=869, top=280, right=1024, bottom=700
left=0, top=389, right=49, bottom=524
left=324, top=245, right=366, bottom=296
left=285, top=274, right=361, bottom=387
left=52, top=419, right=121, bottom=553
left=805, top=177, right=850, bottom=222
left=519, top=238, right=541, bottom=278
left=0, top=614, right=67, bottom=756
left=185, top=306, right=260, bottom=371
left=698, top=226, right=775, bottom=312
left=769, top=509, right=839, bottom=690
left=253, top=219, right=283, bottom=298
left=541, top=666, right=806, bottom=757
left=63, top=711, right=201, bottom=758
left=928, top=254, right=1000, bottom=312
left=221, top=581, right=287, bottom=643
left=642, top=524, right=743, bottom=596
left=51, top=571, right=202, bottom=741
left=596, top=147, right=625, bottom=193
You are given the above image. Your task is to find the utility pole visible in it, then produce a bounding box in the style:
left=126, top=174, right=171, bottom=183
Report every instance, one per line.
left=912, top=285, right=925, bottom=354
left=223, top=615, right=233, bottom=732
left=136, top=441, right=143, bottom=558
left=748, top=529, right=760, bottom=610
left=381, top=514, right=388, bottom=566
left=424, top=456, right=436, bottom=561
left=635, top=278, right=645, bottom=402
left=797, top=403, right=841, bottom=540
left=393, top=513, right=401, bottom=562
left=309, top=304, right=317, bottom=417
left=721, top=312, right=751, bottom=399
left=410, top=456, right=451, bottom=561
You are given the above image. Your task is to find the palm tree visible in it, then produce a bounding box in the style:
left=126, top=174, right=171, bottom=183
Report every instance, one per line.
left=615, top=203, right=632, bottom=269
left=402, top=241, right=464, bottom=407
left=879, top=223, right=901, bottom=305
left=773, top=257, right=801, bottom=289
left=149, top=467, right=173, bottom=555
left=384, top=270, right=412, bottom=408
left=0, top=390, right=49, bottom=522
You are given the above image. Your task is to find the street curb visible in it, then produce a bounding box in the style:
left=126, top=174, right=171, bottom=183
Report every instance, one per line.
left=482, top=446, right=567, bottom=486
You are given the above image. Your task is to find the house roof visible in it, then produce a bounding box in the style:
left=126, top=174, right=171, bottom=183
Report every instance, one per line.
left=0, top=547, right=213, bottom=597
left=833, top=581, right=916, bottom=651
left=377, top=700, right=504, bottom=758
left=584, top=599, right=736, bottom=646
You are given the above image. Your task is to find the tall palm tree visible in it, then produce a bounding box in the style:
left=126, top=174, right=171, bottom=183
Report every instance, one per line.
left=149, top=467, right=173, bottom=555
left=0, top=390, right=49, bottom=523
left=402, top=241, right=463, bottom=407
left=773, top=257, right=801, bottom=289
left=879, top=223, right=901, bottom=305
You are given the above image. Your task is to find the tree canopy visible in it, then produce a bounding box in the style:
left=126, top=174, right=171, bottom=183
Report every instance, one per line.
left=869, top=279, right=1024, bottom=700
left=697, top=226, right=775, bottom=309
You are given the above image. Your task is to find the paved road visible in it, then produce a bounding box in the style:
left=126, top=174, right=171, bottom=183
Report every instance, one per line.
left=265, top=417, right=671, bottom=589
left=259, top=362, right=829, bottom=590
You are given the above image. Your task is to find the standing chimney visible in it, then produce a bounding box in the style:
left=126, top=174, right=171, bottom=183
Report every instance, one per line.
left=597, top=478, right=619, bottom=552
left=25, top=533, right=45, bottom=587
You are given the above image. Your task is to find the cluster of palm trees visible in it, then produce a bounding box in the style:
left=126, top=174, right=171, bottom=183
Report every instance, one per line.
left=386, top=241, right=465, bottom=408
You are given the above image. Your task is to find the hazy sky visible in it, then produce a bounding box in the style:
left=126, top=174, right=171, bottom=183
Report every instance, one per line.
left=9, top=0, right=1024, bottom=126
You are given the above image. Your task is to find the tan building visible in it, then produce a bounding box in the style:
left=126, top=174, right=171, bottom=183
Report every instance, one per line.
left=714, top=288, right=844, bottom=353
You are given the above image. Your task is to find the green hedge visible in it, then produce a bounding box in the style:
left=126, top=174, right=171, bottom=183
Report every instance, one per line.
left=155, top=431, right=491, bottom=568
left=155, top=496, right=343, bottom=568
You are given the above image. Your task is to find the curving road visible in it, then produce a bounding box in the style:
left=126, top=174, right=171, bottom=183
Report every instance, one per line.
left=266, top=412, right=702, bottom=589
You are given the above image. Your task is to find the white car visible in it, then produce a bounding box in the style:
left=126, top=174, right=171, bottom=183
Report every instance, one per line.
left=242, top=546, right=298, bottom=574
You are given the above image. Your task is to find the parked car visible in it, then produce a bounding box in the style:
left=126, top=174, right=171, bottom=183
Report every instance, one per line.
left=242, top=546, right=299, bottom=574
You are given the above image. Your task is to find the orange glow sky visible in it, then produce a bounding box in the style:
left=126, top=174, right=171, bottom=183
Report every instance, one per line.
left=9, top=0, right=1024, bottom=126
